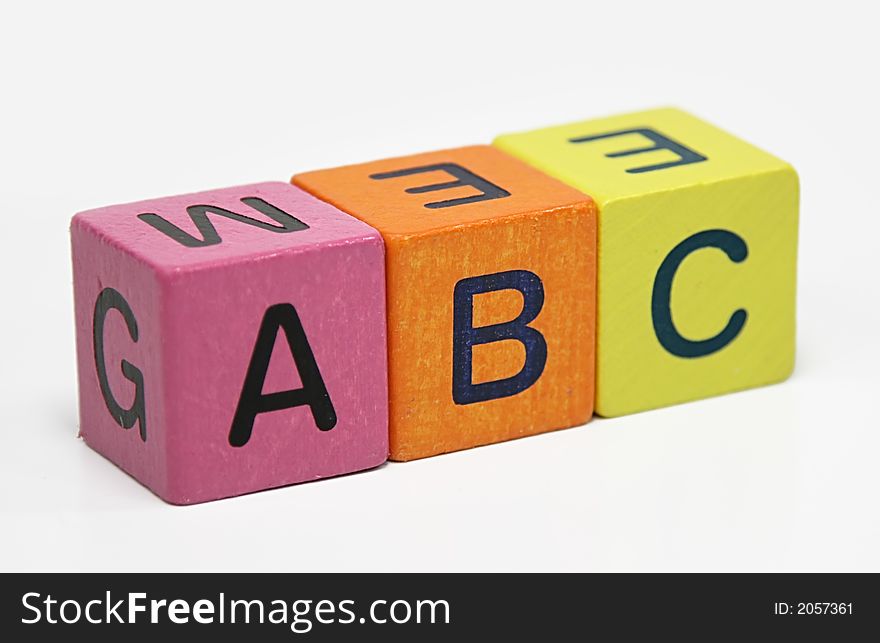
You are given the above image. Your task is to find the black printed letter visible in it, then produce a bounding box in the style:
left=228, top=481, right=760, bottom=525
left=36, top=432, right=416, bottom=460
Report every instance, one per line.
left=228, top=304, right=336, bottom=447
left=569, top=127, right=706, bottom=173
left=452, top=270, right=547, bottom=404
left=369, top=163, right=510, bottom=209
left=93, top=287, right=146, bottom=441
left=138, top=197, right=309, bottom=248
left=652, top=229, right=748, bottom=358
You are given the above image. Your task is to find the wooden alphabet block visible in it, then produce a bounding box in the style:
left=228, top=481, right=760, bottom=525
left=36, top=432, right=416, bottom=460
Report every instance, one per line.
left=294, top=146, right=597, bottom=461
left=71, top=182, right=388, bottom=504
left=495, top=108, right=799, bottom=416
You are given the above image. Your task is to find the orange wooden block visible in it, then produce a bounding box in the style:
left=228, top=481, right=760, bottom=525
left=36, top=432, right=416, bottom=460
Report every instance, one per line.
left=294, top=146, right=596, bottom=461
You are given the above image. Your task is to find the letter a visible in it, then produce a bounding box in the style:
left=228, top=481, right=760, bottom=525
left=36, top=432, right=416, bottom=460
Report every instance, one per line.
left=229, top=304, right=336, bottom=447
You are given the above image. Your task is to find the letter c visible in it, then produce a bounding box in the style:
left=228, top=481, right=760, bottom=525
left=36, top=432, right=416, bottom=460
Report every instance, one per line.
left=651, top=229, right=748, bottom=358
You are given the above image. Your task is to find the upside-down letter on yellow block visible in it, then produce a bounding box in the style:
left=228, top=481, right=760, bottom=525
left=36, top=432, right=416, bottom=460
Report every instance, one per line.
left=495, top=108, right=799, bottom=417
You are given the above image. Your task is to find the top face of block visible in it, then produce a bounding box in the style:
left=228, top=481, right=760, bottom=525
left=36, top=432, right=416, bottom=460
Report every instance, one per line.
left=71, top=182, right=380, bottom=273
left=494, top=108, right=793, bottom=205
left=293, top=145, right=593, bottom=237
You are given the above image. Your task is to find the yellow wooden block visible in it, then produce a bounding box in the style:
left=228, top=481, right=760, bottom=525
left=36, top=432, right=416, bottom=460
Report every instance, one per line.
left=495, top=108, right=799, bottom=417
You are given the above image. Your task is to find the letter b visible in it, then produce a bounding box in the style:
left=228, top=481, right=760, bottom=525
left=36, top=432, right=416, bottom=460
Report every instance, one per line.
left=452, top=270, right=547, bottom=405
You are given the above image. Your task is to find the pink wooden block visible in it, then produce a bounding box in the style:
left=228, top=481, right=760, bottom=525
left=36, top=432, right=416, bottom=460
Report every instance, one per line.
left=71, top=182, right=388, bottom=504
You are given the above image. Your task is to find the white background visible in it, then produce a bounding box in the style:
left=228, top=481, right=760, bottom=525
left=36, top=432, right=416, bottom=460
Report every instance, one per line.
left=1, top=0, right=877, bottom=572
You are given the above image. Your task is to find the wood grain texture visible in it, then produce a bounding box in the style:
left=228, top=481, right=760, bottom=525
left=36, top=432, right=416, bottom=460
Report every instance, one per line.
left=295, top=146, right=597, bottom=461
left=496, top=108, right=799, bottom=416
left=71, top=182, right=388, bottom=504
